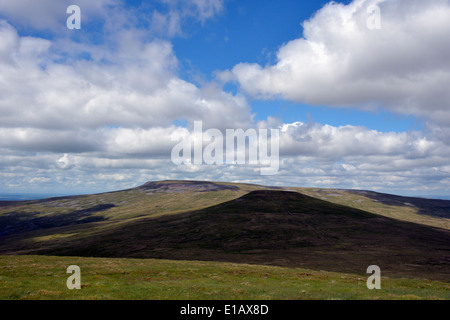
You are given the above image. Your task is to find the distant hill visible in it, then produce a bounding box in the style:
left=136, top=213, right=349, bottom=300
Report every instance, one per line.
left=0, top=180, right=449, bottom=281
left=0, top=193, right=72, bottom=201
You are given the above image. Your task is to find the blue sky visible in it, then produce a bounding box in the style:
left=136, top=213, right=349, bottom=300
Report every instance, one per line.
left=173, top=0, right=319, bottom=75
left=0, top=0, right=449, bottom=198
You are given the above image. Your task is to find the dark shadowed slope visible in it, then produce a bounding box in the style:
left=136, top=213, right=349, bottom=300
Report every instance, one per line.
left=1, top=190, right=448, bottom=281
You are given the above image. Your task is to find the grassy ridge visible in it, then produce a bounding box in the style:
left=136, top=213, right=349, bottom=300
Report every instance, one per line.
left=0, top=255, right=449, bottom=300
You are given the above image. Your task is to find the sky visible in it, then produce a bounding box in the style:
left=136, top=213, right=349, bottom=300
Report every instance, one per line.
left=0, top=0, right=449, bottom=198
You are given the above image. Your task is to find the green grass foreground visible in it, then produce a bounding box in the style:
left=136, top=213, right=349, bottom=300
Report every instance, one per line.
left=0, top=255, right=448, bottom=300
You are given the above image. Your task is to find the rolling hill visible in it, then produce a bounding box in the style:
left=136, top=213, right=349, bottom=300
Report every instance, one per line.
left=0, top=180, right=449, bottom=282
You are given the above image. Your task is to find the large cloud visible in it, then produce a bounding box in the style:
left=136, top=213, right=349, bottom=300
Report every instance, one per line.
left=224, top=0, right=450, bottom=125
left=278, top=122, right=449, bottom=161
left=2, top=119, right=450, bottom=195
left=0, top=21, right=252, bottom=131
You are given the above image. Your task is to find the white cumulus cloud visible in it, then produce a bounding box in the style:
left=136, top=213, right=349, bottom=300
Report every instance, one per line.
left=224, top=0, right=450, bottom=125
